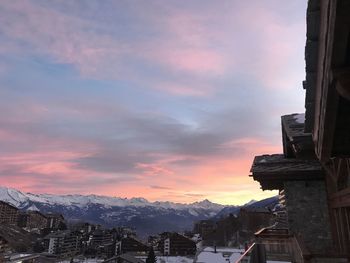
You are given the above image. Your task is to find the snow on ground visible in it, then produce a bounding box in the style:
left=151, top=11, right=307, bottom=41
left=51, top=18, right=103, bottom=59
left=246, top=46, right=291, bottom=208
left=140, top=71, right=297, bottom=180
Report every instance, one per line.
left=202, top=247, right=243, bottom=253
left=196, top=252, right=228, bottom=263
left=56, top=256, right=290, bottom=263
left=58, top=259, right=104, bottom=263
left=135, top=255, right=193, bottom=263
left=157, top=256, right=193, bottom=263
left=10, top=254, right=32, bottom=260
left=196, top=247, right=244, bottom=263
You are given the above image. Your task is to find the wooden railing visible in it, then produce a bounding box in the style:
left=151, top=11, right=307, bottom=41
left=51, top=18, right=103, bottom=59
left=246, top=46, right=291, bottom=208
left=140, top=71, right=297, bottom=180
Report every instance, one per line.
left=235, top=243, right=264, bottom=263
left=237, top=227, right=349, bottom=263
left=255, top=227, right=293, bottom=261
left=235, top=228, right=314, bottom=263
left=329, top=187, right=350, bottom=255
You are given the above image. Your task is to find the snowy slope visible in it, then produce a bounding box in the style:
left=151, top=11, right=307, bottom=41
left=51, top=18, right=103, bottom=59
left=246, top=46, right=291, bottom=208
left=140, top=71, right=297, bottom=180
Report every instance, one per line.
left=0, top=186, right=224, bottom=211
left=0, top=186, right=277, bottom=237
left=0, top=186, right=225, bottom=236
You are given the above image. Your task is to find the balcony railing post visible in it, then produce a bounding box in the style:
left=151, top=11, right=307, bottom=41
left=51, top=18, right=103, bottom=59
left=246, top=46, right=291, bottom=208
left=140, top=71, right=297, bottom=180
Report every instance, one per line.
left=251, top=243, right=266, bottom=263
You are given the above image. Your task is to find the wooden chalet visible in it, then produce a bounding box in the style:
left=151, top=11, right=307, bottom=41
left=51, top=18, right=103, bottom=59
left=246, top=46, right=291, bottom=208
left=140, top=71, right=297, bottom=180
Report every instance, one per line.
left=304, top=0, right=350, bottom=256
left=116, top=236, right=150, bottom=255
left=246, top=0, right=350, bottom=261
left=250, top=116, right=334, bottom=259
left=158, top=232, right=196, bottom=256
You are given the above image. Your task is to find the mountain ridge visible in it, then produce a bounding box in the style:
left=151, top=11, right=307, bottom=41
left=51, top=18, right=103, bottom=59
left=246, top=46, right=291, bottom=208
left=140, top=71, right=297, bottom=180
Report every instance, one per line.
left=0, top=186, right=278, bottom=237
left=0, top=186, right=225, bottom=211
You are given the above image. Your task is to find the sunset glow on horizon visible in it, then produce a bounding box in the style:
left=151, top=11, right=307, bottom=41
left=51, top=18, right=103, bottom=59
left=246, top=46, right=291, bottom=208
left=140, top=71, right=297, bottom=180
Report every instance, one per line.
left=0, top=0, right=307, bottom=205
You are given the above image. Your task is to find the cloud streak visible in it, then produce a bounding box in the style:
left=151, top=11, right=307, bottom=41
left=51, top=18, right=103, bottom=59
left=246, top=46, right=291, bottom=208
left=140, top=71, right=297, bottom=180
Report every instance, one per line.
left=0, top=0, right=307, bottom=204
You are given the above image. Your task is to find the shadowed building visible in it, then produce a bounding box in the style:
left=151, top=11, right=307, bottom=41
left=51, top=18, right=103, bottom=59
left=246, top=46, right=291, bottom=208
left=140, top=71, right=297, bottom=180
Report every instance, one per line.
left=0, top=201, right=19, bottom=225
left=26, top=211, right=48, bottom=230
left=158, top=232, right=196, bottom=256
left=193, top=220, right=215, bottom=240
left=45, top=213, right=65, bottom=229
left=45, top=230, right=80, bottom=258
left=0, top=236, right=11, bottom=255
left=116, top=236, right=149, bottom=255
left=246, top=0, right=350, bottom=261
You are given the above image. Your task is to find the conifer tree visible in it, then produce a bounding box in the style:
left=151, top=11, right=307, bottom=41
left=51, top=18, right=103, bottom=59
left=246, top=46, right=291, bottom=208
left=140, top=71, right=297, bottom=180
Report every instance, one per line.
left=146, top=247, right=157, bottom=263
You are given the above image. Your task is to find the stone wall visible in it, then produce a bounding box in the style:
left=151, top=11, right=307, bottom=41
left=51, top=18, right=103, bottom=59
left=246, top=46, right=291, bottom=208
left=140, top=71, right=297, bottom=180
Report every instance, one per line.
left=284, top=180, right=332, bottom=254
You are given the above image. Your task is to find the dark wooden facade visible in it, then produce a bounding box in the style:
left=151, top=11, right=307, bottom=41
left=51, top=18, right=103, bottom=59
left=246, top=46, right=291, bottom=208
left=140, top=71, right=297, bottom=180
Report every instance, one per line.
left=250, top=153, right=324, bottom=190
left=250, top=0, right=350, bottom=259
left=304, top=0, right=350, bottom=256
left=117, top=237, right=149, bottom=255
left=158, top=232, right=196, bottom=256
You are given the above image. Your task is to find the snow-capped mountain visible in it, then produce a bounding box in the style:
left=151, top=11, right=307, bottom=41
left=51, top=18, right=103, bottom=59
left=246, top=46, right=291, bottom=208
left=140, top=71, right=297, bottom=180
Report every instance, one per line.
left=213, top=196, right=279, bottom=219
left=0, top=186, right=278, bottom=237
left=244, top=199, right=257, bottom=206
left=0, top=186, right=224, bottom=236
left=0, top=186, right=223, bottom=211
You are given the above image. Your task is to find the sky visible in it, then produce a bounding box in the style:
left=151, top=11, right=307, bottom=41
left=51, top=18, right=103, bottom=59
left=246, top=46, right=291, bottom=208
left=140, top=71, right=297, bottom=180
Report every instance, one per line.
left=0, top=0, right=307, bottom=205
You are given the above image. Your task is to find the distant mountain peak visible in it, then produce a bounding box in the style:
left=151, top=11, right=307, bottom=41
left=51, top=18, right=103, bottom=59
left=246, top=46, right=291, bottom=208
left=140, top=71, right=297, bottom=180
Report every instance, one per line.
left=244, top=199, right=257, bottom=206
left=0, top=186, right=223, bottom=211
left=0, top=186, right=279, bottom=237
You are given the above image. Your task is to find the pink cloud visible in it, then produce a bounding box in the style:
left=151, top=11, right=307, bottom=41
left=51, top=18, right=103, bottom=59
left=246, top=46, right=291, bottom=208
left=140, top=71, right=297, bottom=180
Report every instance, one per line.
left=153, top=48, right=226, bottom=75
left=0, top=1, right=305, bottom=204
left=0, top=0, right=305, bottom=94
left=135, top=162, right=174, bottom=177
left=23, top=162, right=76, bottom=175
left=115, top=137, right=281, bottom=204
left=0, top=1, right=229, bottom=86
left=153, top=82, right=211, bottom=97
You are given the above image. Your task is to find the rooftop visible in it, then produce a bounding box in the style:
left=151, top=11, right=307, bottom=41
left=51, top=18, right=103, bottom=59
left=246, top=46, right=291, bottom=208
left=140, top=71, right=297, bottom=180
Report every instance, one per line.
left=250, top=154, right=324, bottom=190
left=281, top=114, right=314, bottom=158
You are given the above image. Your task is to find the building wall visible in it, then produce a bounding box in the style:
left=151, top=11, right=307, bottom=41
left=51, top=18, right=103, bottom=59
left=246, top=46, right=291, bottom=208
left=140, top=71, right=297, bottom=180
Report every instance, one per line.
left=159, top=233, right=196, bottom=256
left=0, top=237, right=11, bottom=254
left=164, top=238, right=170, bottom=255
left=27, top=212, right=48, bottom=229
left=239, top=209, right=273, bottom=232
left=46, top=214, right=64, bottom=229
left=284, top=180, right=332, bottom=254
left=0, top=201, right=19, bottom=225
left=48, top=237, right=60, bottom=254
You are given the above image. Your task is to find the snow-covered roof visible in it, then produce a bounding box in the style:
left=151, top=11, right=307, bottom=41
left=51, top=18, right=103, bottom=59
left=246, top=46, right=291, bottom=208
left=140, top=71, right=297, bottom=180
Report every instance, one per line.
left=196, top=247, right=244, bottom=263
left=250, top=154, right=324, bottom=190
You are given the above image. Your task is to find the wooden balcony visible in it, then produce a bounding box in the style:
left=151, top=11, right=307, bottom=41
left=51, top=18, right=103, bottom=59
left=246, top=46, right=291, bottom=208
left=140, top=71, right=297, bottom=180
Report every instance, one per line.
left=329, top=187, right=350, bottom=255
left=235, top=228, right=348, bottom=263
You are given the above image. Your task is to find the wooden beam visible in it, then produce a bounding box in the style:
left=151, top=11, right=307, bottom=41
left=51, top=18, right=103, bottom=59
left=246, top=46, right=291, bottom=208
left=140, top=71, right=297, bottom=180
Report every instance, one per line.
left=330, top=186, right=350, bottom=208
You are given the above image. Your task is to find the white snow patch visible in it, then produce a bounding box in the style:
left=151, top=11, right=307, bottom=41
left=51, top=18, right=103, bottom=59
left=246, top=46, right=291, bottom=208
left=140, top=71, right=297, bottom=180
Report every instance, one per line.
left=26, top=204, right=39, bottom=211
left=157, top=256, right=193, bottom=263
left=188, top=209, right=199, bottom=216
left=197, top=247, right=244, bottom=263
left=294, top=113, right=305, bottom=124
